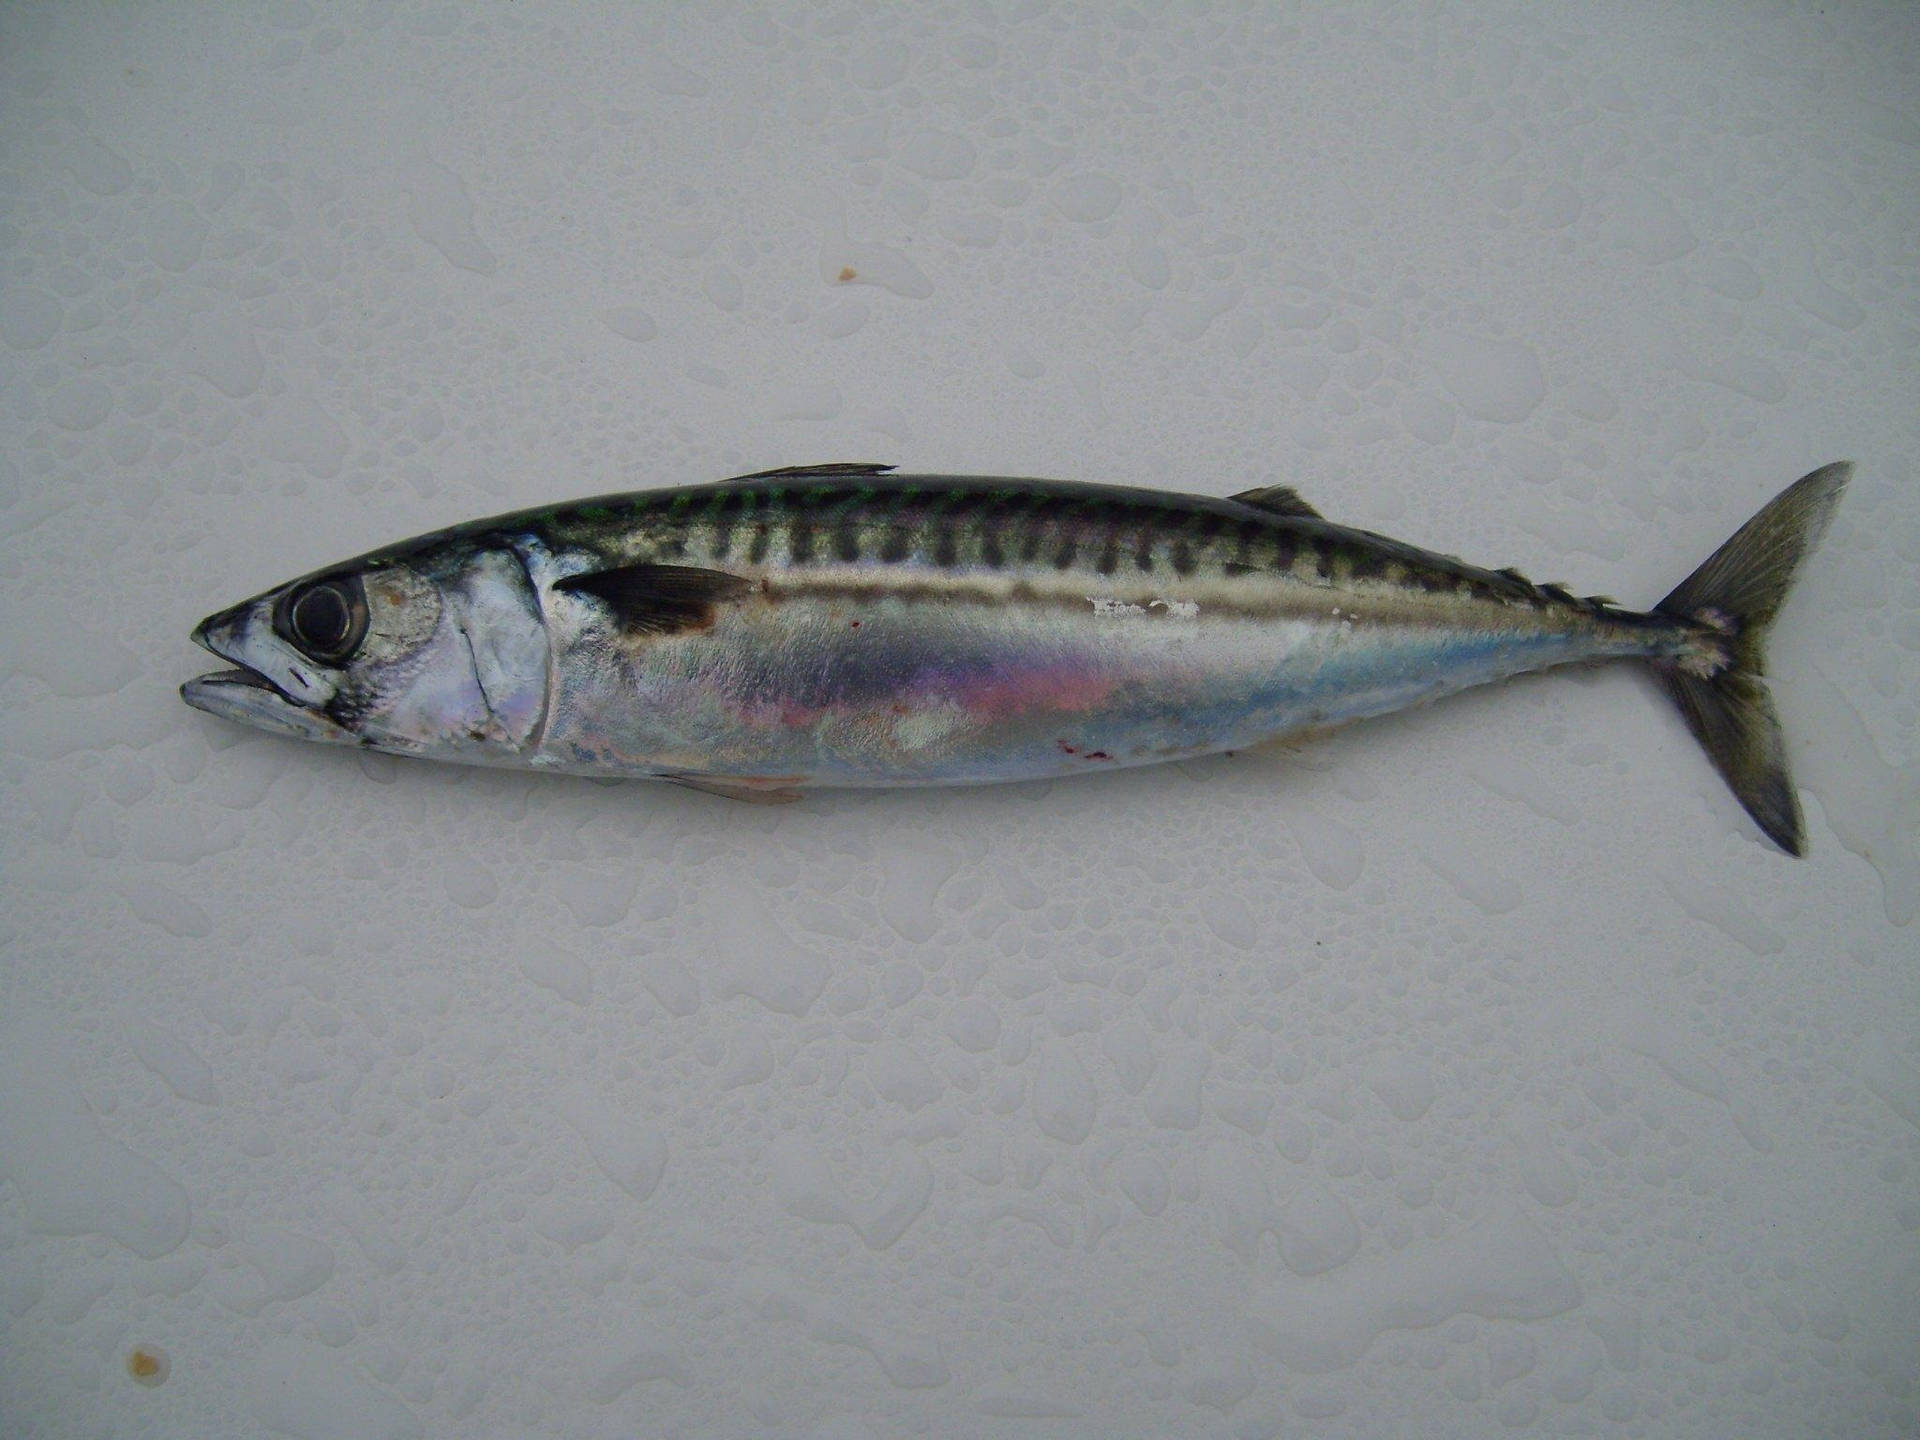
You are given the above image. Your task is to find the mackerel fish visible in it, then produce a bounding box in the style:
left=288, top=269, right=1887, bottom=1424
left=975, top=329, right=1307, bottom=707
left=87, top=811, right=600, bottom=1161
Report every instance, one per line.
left=182, top=461, right=1849, bottom=854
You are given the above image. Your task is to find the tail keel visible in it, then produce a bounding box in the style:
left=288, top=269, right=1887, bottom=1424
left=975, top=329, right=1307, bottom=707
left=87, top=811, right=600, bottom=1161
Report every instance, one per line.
left=1651, top=462, right=1851, bottom=855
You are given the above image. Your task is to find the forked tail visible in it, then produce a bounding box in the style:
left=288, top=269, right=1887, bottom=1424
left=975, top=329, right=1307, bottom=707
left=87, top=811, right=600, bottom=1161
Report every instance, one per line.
left=1651, top=461, right=1851, bottom=856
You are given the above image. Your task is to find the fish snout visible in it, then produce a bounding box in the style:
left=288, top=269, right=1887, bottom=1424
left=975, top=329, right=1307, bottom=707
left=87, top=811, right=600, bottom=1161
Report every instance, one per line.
left=190, top=600, right=253, bottom=660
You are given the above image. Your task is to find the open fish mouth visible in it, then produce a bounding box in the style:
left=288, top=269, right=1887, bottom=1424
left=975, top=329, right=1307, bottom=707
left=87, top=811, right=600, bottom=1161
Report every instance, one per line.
left=179, top=599, right=361, bottom=744
left=187, top=665, right=286, bottom=698
left=179, top=665, right=359, bottom=745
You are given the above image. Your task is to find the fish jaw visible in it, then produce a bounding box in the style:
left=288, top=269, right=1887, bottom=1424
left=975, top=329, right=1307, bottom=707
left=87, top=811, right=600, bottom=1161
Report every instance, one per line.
left=183, top=595, right=360, bottom=743
left=189, top=596, right=342, bottom=708
left=179, top=668, right=364, bottom=746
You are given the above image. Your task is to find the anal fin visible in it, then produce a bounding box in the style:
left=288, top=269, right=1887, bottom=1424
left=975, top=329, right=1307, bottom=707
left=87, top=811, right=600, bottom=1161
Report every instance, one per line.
left=664, top=775, right=806, bottom=804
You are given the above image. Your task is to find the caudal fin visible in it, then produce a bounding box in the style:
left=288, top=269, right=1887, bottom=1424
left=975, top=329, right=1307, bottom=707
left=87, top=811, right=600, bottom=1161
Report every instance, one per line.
left=1651, top=462, right=1850, bottom=856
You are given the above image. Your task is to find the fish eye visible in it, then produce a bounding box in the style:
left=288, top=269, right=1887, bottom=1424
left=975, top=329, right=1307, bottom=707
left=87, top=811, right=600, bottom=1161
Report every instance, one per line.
left=276, top=575, right=368, bottom=664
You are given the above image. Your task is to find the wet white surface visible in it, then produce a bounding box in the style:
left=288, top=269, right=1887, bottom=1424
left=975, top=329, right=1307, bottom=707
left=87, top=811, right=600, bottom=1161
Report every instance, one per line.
left=2, top=4, right=1917, bottom=1437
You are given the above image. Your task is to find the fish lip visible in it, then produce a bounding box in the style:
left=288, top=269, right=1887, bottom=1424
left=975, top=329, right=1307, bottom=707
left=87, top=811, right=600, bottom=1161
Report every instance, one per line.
left=179, top=664, right=355, bottom=744
left=181, top=665, right=291, bottom=701
left=178, top=664, right=305, bottom=717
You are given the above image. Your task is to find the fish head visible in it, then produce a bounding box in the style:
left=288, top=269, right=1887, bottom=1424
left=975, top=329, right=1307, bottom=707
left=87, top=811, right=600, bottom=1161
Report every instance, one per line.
left=182, top=543, right=549, bottom=763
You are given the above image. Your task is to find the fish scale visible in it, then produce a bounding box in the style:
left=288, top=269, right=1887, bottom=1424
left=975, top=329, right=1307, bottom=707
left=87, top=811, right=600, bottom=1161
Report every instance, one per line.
left=551, top=469, right=1590, bottom=614
left=182, top=460, right=1850, bottom=854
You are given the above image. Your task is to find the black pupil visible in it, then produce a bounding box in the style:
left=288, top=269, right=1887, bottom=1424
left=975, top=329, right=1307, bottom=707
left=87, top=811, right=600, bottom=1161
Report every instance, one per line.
left=292, top=586, right=349, bottom=651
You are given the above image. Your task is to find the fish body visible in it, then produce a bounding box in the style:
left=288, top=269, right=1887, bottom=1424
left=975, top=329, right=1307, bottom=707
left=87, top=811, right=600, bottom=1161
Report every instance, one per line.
left=184, top=461, right=1850, bottom=852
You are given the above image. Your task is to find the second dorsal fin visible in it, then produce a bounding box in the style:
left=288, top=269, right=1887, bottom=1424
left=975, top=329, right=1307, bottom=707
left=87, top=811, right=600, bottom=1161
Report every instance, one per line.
left=1230, top=485, right=1321, bottom=519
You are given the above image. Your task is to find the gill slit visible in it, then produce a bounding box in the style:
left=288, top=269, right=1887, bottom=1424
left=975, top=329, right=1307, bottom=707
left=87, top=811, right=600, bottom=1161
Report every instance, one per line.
left=506, top=538, right=558, bottom=755
left=455, top=619, right=500, bottom=728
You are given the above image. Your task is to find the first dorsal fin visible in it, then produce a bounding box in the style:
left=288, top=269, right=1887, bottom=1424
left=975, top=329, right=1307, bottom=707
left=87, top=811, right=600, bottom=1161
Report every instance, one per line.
left=1230, top=485, right=1321, bottom=519
left=729, top=462, right=897, bottom=482
left=554, top=563, right=754, bottom=635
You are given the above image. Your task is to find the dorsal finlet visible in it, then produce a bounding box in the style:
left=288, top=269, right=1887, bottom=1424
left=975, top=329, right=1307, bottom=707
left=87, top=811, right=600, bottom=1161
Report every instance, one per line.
left=1230, top=485, right=1320, bottom=519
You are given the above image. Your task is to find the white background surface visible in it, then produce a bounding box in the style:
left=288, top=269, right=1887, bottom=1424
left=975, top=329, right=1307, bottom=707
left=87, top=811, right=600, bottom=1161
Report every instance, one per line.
left=2, top=4, right=1917, bottom=1437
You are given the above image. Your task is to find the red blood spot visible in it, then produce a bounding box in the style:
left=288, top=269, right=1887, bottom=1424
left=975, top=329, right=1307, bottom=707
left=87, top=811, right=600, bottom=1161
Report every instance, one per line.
left=1058, top=740, right=1078, bottom=754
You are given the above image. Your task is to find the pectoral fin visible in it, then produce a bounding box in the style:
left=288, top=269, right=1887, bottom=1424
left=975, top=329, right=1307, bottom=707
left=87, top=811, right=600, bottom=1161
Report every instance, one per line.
left=554, top=563, right=755, bottom=635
